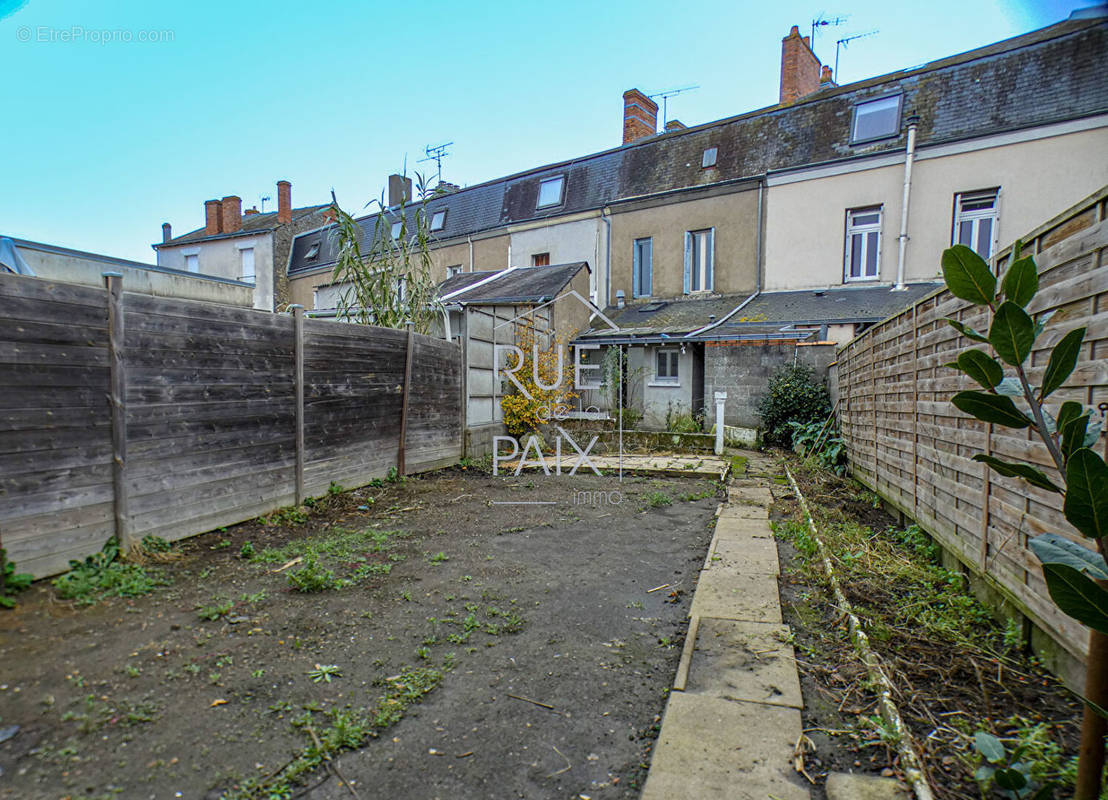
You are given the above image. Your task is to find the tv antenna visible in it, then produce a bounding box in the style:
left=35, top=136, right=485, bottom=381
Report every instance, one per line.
left=810, top=13, right=848, bottom=56
left=418, top=142, right=453, bottom=186
left=835, top=30, right=879, bottom=80
left=648, top=85, right=699, bottom=129
left=259, top=195, right=271, bottom=213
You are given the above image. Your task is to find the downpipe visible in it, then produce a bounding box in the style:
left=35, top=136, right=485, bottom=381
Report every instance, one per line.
left=893, top=115, right=920, bottom=292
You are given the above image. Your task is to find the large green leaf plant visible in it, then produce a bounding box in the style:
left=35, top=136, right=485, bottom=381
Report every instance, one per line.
left=942, top=243, right=1107, bottom=632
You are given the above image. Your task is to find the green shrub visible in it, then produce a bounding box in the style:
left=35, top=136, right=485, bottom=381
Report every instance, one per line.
left=757, top=364, right=831, bottom=447
left=788, top=419, right=845, bottom=474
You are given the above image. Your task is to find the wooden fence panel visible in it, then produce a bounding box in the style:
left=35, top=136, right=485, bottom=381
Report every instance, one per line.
left=0, top=277, right=464, bottom=578
left=836, top=189, right=1108, bottom=667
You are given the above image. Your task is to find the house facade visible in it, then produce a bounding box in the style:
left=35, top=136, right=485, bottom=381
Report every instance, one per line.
left=155, top=180, right=330, bottom=312
left=285, top=11, right=1108, bottom=431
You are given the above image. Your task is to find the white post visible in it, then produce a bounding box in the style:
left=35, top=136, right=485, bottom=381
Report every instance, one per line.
left=714, top=391, right=727, bottom=455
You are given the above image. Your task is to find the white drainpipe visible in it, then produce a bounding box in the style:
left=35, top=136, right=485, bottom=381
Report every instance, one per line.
left=467, top=235, right=474, bottom=272
left=601, top=208, right=612, bottom=308
left=893, top=115, right=920, bottom=292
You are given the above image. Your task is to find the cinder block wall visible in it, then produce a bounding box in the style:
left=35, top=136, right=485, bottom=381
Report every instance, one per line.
left=703, top=342, right=836, bottom=429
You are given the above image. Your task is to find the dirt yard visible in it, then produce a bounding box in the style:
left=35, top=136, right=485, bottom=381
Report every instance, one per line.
left=0, top=467, right=720, bottom=800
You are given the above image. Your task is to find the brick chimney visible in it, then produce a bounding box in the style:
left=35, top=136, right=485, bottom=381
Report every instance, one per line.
left=161, top=222, right=172, bottom=243
left=277, top=180, right=292, bottom=224
left=622, top=89, right=658, bottom=144
left=664, top=119, right=686, bottom=132
left=204, top=199, right=223, bottom=235
left=221, top=196, right=242, bottom=233
left=779, top=25, right=821, bottom=104
left=388, top=174, right=412, bottom=207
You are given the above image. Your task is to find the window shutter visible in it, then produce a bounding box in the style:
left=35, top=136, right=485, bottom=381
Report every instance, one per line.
left=632, top=243, right=640, bottom=299
left=644, top=241, right=652, bottom=296
left=706, top=229, right=714, bottom=291
left=683, top=233, right=691, bottom=294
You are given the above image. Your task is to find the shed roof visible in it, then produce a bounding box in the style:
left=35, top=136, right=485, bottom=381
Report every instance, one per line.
left=437, top=263, right=589, bottom=305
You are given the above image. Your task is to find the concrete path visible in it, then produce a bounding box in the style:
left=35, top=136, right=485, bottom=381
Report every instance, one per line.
left=502, top=453, right=731, bottom=479
left=641, top=451, right=811, bottom=800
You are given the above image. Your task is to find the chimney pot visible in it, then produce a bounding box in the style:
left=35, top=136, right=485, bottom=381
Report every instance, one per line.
left=204, top=199, right=222, bottom=235
left=221, top=196, right=242, bottom=234
left=244, top=206, right=259, bottom=215
left=622, top=88, right=658, bottom=145
left=161, top=222, right=172, bottom=243
left=779, top=25, right=822, bottom=104
left=387, top=174, right=413, bottom=207
left=277, top=180, right=292, bottom=224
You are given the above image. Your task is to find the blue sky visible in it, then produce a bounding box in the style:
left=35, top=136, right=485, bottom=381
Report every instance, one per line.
left=0, top=0, right=1088, bottom=263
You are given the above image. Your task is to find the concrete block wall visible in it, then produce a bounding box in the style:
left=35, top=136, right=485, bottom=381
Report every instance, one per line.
left=703, top=341, right=836, bottom=429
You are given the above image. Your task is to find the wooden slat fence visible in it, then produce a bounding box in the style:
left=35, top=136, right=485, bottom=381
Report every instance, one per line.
left=0, top=274, right=462, bottom=578
left=837, top=188, right=1108, bottom=668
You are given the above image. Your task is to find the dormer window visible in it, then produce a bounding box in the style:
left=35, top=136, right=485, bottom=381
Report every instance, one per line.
left=431, top=209, right=447, bottom=231
left=701, top=147, right=718, bottom=168
left=851, top=94, right=902, bottom=144
left=537, top=175, right=565, bottom=209
left=305, top=241, right=320, bottom=259
left=391, top=220, right=403, bottom=239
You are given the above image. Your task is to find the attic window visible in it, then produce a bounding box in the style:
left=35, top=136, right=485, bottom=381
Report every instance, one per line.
left=639, top=301, right=669, bottom=313
left=701, top=147, right=718, bottom=168
left=851, top=94, right=902, bottom=144
left=536, top=175, right=565, bottom=209
left=305, top=242, right=320, bottom=259
left=391, top=220, right=403, bottom=239
left=431, top=209, right=447, bottom=231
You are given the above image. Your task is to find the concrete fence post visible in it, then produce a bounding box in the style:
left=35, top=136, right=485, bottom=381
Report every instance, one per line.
left=714, top=391, right=727, bottom=455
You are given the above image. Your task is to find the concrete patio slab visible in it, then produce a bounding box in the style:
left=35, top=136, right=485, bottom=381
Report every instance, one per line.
left=683, top=618, right=803, bottom=709
left=717, top=502, right=770, bottom=520
left=689, top=570, right=782, bottom=623
left=708, top=534, right=780, bottom=576
left=640, top=692, right=809, bottom=800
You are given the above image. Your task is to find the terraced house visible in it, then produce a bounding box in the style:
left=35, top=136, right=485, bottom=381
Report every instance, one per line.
left=286, top=10, right=1108, bottom=432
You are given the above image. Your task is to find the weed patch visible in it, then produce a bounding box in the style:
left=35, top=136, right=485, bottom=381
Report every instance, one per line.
left=52, top=538, right=164, bottom=605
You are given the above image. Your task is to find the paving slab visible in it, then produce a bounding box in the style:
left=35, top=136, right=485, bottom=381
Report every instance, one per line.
left=708, top=533, right=780, bottom=576
left=727, top=486, right=774, bottom=506
left=826, top=772, right=910, bottom=800
left=640, top=692, right=809, bottom=800
left=713, top=515, right=775, bottom=539
left=684, top=618, right=803, bottom=709
left=689, top=570, right=782, bottom=623
left=717, top=502, right=770, bottom=520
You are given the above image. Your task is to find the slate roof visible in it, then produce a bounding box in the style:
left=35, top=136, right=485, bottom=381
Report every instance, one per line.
left=288, top=16, right=1107, bottom=276
left=436, top=263, right=589, bottom=305
left=157, top=205, right=329, bottom=248
left=575, top=282, right=942, bottom=341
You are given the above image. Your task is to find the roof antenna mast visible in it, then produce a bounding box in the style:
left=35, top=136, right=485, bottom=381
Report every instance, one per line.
left=419, top=142, right=454, bottom=187
left=647, top=85, right=699, bottom=129
left=810, top=13, right=849, bottom=59
left=835, top=29, right=879, bottom=81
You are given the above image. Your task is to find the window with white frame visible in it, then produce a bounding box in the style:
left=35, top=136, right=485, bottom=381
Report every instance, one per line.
left=851, top=95, right=902, bottom=144
left=184, top=253, right=199, bottom=273
left=684, top=228, right=714, bottom=293
left=633, top=237, right=653, bottom=298
left=953, top=189, right=999, bottom=259
left=536, top=175, right=565, bottom=209
left=396, top=276, right=407, bottom=305
left=701, top=147, right=718, bottom=168
left=844, top=207, right=882, bottom=281
left=239, top=247, right=255, bottom=283
left=446, top=265, right=462, bottom=278
left=430, top=209, right=447, bottom=231
left=531, top=252, right=550, bottom=267
left=655, top=350, right=679, bottom=385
